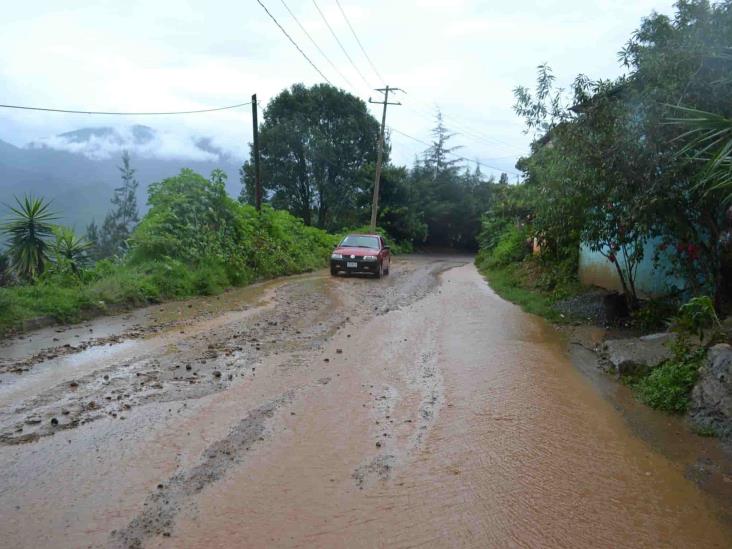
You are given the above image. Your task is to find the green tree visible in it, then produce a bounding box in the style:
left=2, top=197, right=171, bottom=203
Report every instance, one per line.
left=85, top=219, right=100, bottom=259
left=423, top=109, right=462, bottom=178
left=130, top=169, right=241, bottom=265
left=52, top=227, right=92, bottom=276
left=511, top=0, right=732, bottom=306
left=99, top=151, right=140, bottom=257
left=0, top=251, right=13, bottom=286
left=1, top=195, right=57, bottom=281
left=409, top=111, right=493, bottom=249
left=355, top=164, right=427, bottom=244
left=250, top=83, right=380, bottom=229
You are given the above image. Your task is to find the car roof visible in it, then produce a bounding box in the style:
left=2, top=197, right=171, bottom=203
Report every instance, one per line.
left=345, top=233, right=380, bottom=237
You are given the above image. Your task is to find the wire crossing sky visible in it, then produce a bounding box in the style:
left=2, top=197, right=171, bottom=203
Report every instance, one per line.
left=0, top=0, right=677, bottom=175
left=0, top=101, right=252, bottom=116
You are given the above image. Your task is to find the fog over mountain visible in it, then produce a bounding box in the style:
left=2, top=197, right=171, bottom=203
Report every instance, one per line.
left=0, top=125, right=242, bottom=230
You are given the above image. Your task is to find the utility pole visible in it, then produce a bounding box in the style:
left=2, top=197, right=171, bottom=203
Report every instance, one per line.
left=368, top=86, right=402, bottom=231
left=251, top=93, right=262, bottom=211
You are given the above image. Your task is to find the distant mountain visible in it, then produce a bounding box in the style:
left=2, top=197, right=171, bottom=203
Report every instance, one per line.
left=0, top=126, right=242, bottom=231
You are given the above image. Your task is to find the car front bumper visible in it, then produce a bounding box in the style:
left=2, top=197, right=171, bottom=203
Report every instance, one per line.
left=330, top=259, right=378, bottom=273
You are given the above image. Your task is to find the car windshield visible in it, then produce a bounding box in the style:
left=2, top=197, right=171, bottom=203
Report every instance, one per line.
left=339, top=235, right=380, bottom=249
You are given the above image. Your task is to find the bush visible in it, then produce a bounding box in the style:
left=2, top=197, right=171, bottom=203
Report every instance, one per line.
left=631, top=298, right=678, bottom=333
left=672, top=296, right=721, bottom=342
left=634, top=338, right=706, bottom=413
left=0, top=170, right=341, bottom=336
left=482, top=225, right=530, bottom=268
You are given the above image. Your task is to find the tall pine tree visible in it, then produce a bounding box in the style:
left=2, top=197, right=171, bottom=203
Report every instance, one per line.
left=98, top=151, right=139, bottom=258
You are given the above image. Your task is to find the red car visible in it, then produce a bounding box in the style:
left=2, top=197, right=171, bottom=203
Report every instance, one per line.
left=330, top=233, right=391, bottom=278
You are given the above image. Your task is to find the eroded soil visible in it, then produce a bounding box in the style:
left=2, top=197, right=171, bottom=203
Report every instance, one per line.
left=0, top=255, right=730, bottom=548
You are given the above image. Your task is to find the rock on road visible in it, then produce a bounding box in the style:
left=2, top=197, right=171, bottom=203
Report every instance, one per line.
left=0, top=255, right=730, bottom=548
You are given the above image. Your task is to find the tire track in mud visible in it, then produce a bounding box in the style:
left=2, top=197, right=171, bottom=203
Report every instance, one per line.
left=0, top=258, right=466, bottom=447
left=109, top=392, right=293, bottom=548
left=0, top=279, right=341, bottom=445
left=351, top=298, right=446, bottom=489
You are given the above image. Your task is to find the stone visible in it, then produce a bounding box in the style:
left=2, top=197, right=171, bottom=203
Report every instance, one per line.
left=689, top=344, right=732, bottom=437
left=602, top=332, right=676, bottom=377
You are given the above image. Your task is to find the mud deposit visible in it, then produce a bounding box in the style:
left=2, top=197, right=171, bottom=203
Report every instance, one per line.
left=1, top=255, right=730, bottom=548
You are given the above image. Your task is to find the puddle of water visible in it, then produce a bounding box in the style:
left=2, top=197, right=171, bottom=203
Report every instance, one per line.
left=0, top=339, right=138, bottom=406
left=0, top=270, right=325, bottom=366
left=165, top=263, right=732, bottom=548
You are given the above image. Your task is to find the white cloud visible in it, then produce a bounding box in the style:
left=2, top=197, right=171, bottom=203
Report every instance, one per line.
left=0, top=0, right=677, bottom=176
left=29, top=126, right=219, bottom=162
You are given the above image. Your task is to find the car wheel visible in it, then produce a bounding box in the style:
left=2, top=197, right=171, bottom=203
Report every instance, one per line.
left=384, top=261, right=390, bottom=276
left=330, top=266, right=338, bottom=276
left=375, top=262, right=383, bottom=279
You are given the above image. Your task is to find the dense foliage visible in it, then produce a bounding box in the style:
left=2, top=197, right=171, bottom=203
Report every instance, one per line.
left=93, top=151, right=140, bottom=259
left=239, top=83, right=500, bottom=251
left=0, top=168, right=337, bottom=334
left=634, top=337, right=707, bottom=413
left=481, top=0, right=732, bottom=310
left=240, top=83, right=381, bottom=230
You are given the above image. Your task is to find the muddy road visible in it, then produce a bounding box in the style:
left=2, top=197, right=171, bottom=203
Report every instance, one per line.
left=0, top=256, right=730, bottom=548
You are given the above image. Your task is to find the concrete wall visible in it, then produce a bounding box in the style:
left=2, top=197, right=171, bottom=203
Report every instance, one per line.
left=578, top=238, right=685, bottom=297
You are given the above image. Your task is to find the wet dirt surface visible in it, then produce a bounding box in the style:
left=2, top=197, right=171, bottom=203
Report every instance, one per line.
left=0, top=255, right=731, bottom=548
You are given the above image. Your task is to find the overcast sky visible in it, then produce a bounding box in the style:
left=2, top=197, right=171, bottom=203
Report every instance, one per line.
left=0, top=0, right=676, bottom=177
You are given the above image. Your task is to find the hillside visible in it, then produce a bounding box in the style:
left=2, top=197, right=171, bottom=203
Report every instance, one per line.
left=0, top=125, right=242, bottom=230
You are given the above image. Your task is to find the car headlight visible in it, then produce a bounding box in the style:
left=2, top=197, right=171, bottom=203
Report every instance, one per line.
left=331, top=253, right=343, bottom=259
left=363, top=255, right=377, bottom=261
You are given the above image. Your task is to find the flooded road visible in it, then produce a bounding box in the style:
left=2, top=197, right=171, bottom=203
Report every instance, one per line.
left=0, top=256, right=730, bottom=548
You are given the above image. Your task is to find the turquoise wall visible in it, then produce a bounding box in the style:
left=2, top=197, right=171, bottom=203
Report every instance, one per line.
left=578, top=238, right=686, bottom=297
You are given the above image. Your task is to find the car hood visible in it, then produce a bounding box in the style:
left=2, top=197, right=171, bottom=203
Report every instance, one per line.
left=333, top=247, right=380, bottom=256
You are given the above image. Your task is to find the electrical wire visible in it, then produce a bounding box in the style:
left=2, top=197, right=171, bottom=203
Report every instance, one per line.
left=334, top=0, right=385, bottom=85
left=279, top=0, right=356, bottom=91
left=256, top=0, right=333, bottom=85
left=261, top=0, right=519, bottom=163
left=389, top=127, right=521, bottom=175
left=0, top=101, right=252, bottom=116
left=311, top=0, right=372, bottom=89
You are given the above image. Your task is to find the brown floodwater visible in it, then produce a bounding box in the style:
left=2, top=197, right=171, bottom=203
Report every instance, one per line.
left=0, top=258, right=730, bottom=548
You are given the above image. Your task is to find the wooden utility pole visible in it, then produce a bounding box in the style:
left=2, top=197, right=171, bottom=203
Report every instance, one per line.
left=251, top=93, right=262, bottom=211
left=368, top=86, right=402, bottom=231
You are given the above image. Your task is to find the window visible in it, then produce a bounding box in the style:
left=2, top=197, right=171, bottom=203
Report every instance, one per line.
left=339, top=235, right=381, bottom=249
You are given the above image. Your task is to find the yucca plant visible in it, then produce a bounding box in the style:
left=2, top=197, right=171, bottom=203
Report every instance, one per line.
left=52, top=226, right=92, bottom=276
left=1, top=196, right=57, bottom=282
left=0, top=251, right=13, bottom=286
left=669, top=105, right=732, bottom=202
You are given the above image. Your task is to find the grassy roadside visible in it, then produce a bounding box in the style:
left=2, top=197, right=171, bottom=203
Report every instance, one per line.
left=475, top=254, right=584, bottom=324
left=0, top=224, right=413, bottom=338
left=0, top=256, right=329, bottom=338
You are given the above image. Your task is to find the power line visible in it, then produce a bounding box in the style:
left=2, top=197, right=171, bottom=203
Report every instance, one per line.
left=256, top=0, right=333, bottom=85
left=259, top=1, right=518, bottom=163
left=395, top=90, right=524, bottom=152
left=334, top=0, right=385, bottom=85
left=402, top=101, right=524, bottom=153
left=311, top=0, right=372, bottom=90
left=279, top=0, right=356, bottom=90
left=389, top=127, right=520, bottom=175
left=0, top=101, right=252, bottom=116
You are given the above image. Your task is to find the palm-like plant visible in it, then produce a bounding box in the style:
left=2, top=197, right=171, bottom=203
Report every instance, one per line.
left=670, top=106, right=732, bottom=201
left=52, top=226, right=92, bottom=275
left=0, top=251, right=13, bottom=286
left=1, top=196, right=57, bottom=281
